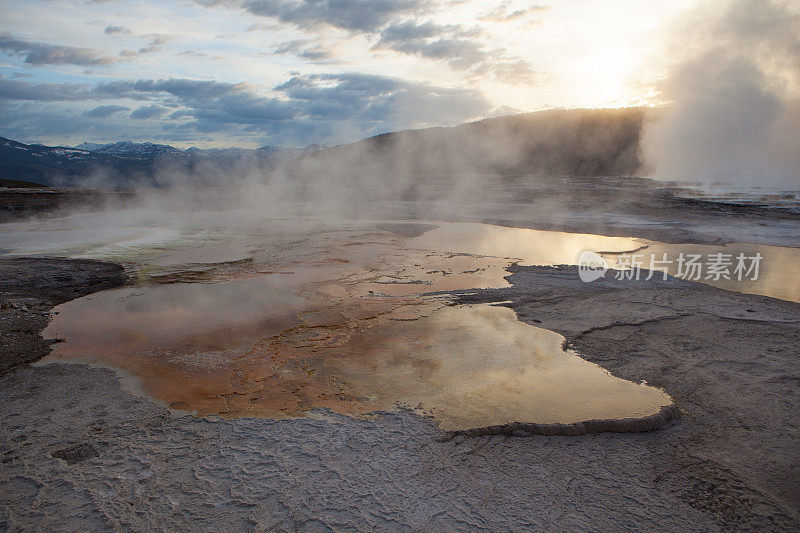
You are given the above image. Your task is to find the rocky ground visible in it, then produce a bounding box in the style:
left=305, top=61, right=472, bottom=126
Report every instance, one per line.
left=0, top=254, right=798, bottom=530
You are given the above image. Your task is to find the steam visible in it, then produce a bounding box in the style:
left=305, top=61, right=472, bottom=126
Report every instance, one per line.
left=642, top=0, right=800, bottom=187
left=243, top=108, right=644, bottom=220
left=57, top=108, right=644, bottom=224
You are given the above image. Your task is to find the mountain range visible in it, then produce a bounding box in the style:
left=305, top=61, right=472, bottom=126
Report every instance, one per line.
left=0, top=137, right=322, bottom=187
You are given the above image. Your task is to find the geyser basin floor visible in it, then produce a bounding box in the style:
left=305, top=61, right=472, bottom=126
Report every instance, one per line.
left=4, top=257, right=799, bottom=530
left=37, top=219, right=676, bottom=431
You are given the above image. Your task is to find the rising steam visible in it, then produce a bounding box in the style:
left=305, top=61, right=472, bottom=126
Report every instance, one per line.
left=642, top=0, right=800, bottom=186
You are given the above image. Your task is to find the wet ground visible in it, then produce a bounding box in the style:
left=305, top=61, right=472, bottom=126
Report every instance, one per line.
left=4, top=212, right=796, bottom=430
left=0, top=258, right=126, bottom=374
left=30, top=217, right=671, bottom=431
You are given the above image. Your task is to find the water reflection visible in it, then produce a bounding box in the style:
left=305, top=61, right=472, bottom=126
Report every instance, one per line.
left=249, top=304, right=672, bottom=431
left=410, top=222, right=644, bottom=265
left=43, top=221, right=673, bottom=430
left=606, top=243, right=800, bottom=303
left=45, top=296, right=671, bottom=429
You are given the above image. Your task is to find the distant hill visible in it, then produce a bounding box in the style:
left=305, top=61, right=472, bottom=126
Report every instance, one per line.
left=271, top=107, right=647, bottom=202
left=0, top=108, right=646, bottom=188
left=285, top=107, right=645, bottom=180
left=0, top=178, right=46, bottom=188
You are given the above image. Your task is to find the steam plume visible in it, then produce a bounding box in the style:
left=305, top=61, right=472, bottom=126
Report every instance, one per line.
left=642, top=0, right=800, bottom=186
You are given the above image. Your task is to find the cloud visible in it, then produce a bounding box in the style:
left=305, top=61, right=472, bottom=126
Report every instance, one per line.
left=0, top=33, right=117, bottom=66
left=104, top=25, right=174, bottom=57
left=104, top=25, right=132, bottom=35
left=0, top=101, right=136, bottom=142
left=479, top=3, right=549, bottom=23
left=84, top=104, right=129, bottom=117
left=0, top=73, right=490, bottom=145
left=0, top=78, right=95, bottom=101
left=272, top=72, right=489, bottom=127
left=240, top=0, right=421, bottom=33
left=130, top=104, right=169, bottom=119
left=471, top=57, right=537, bottom=85
left=376, top=21, right=486, bottom=69
left=120, top=34, right=174, bottom=57
left=374, top=20, right=537, bottom=82
left=244, top=22, right=282, bottom=32
left=274, top=39, right=333, bottom=61
left=0, top=78, right=240, bottom=104
left=120, top=78, right=246, bottom=100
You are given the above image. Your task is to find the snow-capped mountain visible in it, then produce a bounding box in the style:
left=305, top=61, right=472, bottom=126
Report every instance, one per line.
left=73, top=142, right=106, bottom=151
left=75, top=140, right=297, bottom=160
left=0, top=136, right=308, bottom=187
left=91, top=141, right=184, bottom=159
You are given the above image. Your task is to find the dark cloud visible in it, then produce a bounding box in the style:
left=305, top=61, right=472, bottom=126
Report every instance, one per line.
left=0, top=73, right=489, bottom=145
left=375, top=21, right=536, bottom=81
left=0, top=78, right=95, bottom=101
left=125, top=78, right=245, bottom=100
left=379, top=20, right=446, bottom=41
left=0, top=33, right=117, bottom=66
left=130, top=104, right=169, bottom=119
left=240, top=0, right=421, bottom=32
left=273, top=72, right=489, bottom=127
left=274, top=40, right=333, bottom=61
left=0, top=101, right=141, bottom=142
left=0, top=77, right=230, bottom=104
left=168, top=108, right=196, bottom=119
left=84, top=104, right=129, bottom=117
left=120, top=34, right=174, bottom=57
left=377, top=21, right=487, bottom=68
left=104, top=25, right=132, bottom=35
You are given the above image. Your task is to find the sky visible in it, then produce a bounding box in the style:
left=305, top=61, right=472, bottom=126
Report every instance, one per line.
left=0, top=0, right=699, bottom=148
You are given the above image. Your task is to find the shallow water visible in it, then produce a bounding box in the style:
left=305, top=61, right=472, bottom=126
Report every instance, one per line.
left=40, top=217, right=675, bottom=429
left=410, top=222, right=644, bottom=265
left=255, top=303, right=671, bottom=430
left=606, top=242, right=800, bottom=303
left=150, top=241, right=253, bottom=266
